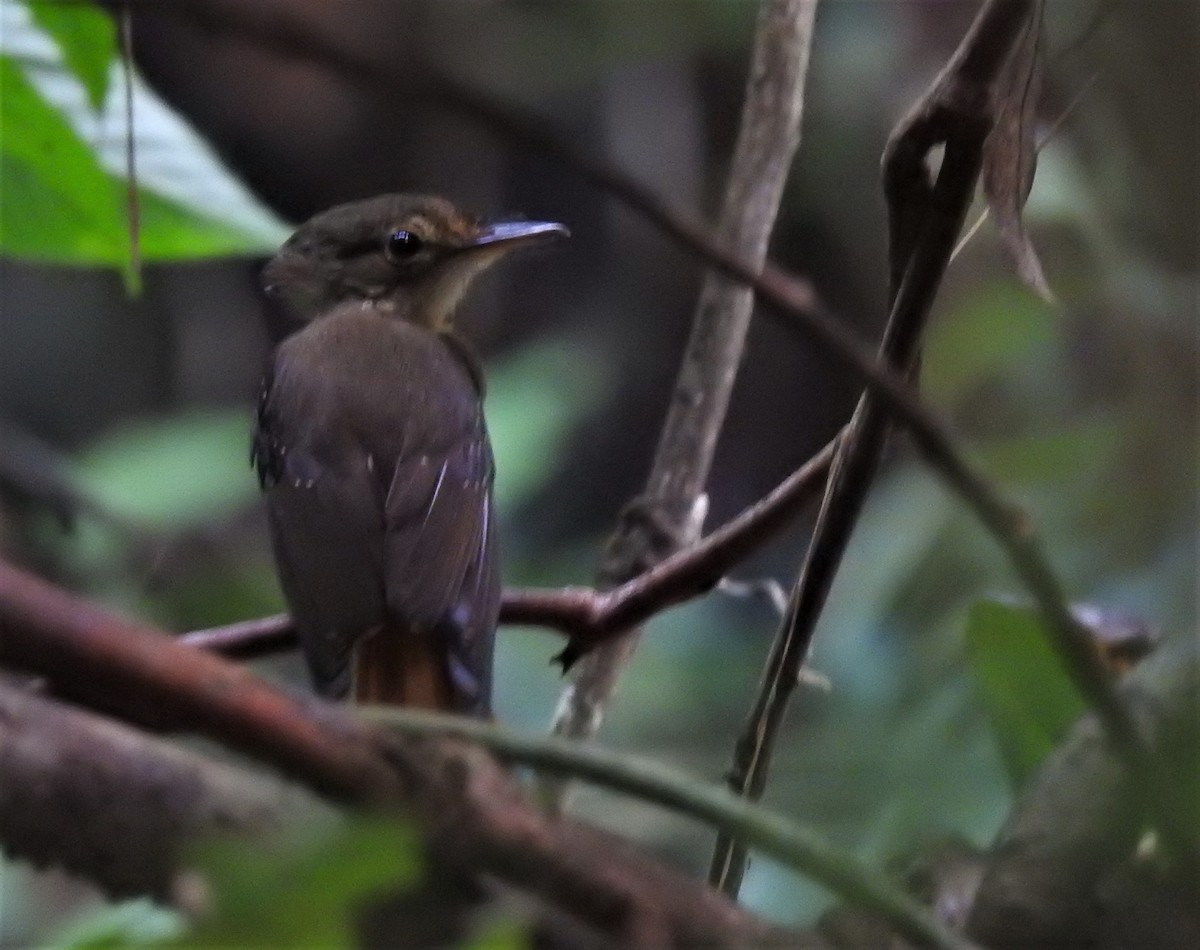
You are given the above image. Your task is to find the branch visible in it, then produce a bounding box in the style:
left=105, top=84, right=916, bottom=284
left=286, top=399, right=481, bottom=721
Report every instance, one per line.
left=0, top=558, right=814, bottom=948
left=524, top=433, right=835, bottom=665
left=365, top=708, right=979, bottom=950
left=709, top=0, right=1035, bottom=895
left=544, top=0, right=822, bottom=808
left=710, top=0, right=1194, bottom=888
left=0, top=676, right=332, bottom=899
left=182, top=434, right=838, bottom=660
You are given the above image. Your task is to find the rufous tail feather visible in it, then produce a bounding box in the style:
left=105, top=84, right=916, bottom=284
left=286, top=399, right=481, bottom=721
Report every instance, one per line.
left=353, top=624, right=454, bottom=709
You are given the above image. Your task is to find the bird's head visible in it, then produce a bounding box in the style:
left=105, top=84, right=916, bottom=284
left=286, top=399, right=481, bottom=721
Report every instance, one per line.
left=263, top=194, right=568, bottom=330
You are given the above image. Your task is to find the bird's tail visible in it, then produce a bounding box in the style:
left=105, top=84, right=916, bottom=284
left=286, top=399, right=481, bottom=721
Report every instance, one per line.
left=353, top=624, right=454, bottom=710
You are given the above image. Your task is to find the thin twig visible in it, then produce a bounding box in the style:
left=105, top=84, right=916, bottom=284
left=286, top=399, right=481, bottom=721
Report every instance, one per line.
left=119, top=1, right=140, bottom=291
left=542, top=0, right=822, bottom=812
left=364, top=707, right=978, bottom=950
left=183, top=435, right=839, bottom=659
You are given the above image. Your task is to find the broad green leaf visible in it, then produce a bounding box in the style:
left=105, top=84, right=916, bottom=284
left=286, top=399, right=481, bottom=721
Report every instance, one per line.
left=178, top=819, right=421, bottom=949
left=1, top=0, right=289, bottom=274
left=0, top=56, right=125, bottom=259
left=963, top=599, right=1085, bottom=786
left=135, top=189, right=289, bottom=261
left=74, top=411, right=258, bottom=529
left=27, top=0, right=115, bottom=110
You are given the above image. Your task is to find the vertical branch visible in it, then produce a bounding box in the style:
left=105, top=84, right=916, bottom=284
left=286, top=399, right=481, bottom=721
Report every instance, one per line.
left=542, top=0, right=821, bottom=810
left=709, top=0, right=1037, bottom=895
left=119, top=1, right=140, bottom=292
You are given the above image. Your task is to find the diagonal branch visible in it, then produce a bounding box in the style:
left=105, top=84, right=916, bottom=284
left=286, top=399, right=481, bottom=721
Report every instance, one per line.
left=709, top=0, right=1193, bottom=889
left=365, top=707, right=978, bottom=950
left=0, top=676, right=333, bottom=899
left=709, top=0, right=1019, bottom=887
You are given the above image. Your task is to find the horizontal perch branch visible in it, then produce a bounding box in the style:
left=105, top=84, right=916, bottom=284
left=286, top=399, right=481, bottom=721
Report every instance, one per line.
left=183, top=434, right=839, bottom=662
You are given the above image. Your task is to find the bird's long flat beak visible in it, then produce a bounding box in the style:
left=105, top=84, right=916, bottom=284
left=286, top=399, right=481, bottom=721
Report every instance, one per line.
left=469, top=220, right=570, bottom=249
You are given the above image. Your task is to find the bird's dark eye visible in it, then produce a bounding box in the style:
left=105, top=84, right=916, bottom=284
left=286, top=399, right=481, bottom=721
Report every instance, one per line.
left=386, top=229, right=423, bottom=260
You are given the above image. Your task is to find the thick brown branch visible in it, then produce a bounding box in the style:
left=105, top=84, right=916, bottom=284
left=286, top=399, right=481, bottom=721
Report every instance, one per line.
left=0, top=559, right=792, bottom=949
left=0, top=561, right=400, bottom=804
left=0, top=677, right=332, bottom=899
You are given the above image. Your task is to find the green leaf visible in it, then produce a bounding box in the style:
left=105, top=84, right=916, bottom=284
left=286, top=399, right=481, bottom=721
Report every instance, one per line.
left=74, top=411, right=259, bottom=529
left=460, top=920, right=531, bottom=950
left=178, top=819, right=421, bottom=950
left=26, top=0, right=116, bottom=110
left=924, top=282, right=1056, bottom=404
left=964, top=599, right=1086, bottom=786
left=976, top=420, right=1120, bottom=488
left=1, top=0, right=289, bottom=275
left=0, top=55, right=125, bottom=259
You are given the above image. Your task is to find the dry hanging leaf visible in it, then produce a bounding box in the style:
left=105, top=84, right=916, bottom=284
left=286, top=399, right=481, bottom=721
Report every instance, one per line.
left=982, top=0, right=1054, bottom=302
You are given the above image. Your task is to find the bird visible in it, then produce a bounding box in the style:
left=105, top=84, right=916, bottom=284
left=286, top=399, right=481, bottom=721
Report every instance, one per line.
left=252, top=193, right=568, bottom=715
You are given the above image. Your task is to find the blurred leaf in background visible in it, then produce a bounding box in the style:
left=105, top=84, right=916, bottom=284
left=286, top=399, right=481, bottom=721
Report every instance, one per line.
left=73, top=411, right=259, bottom=530
left=177, top=820, right=420, bottom=950
left=39, top=819, right=424, bottom=950
left=42, top=899, right=183, bottom=950
left=963, top=599, right=1086, bottom=787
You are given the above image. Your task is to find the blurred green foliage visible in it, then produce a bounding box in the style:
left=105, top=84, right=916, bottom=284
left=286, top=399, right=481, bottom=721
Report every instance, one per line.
left=74, top=412, right=259, bottom=529
left=44, top=900, right=183, bottom=950
left=0, top=57, right=126, bottom=262
left=41, top=821, right=435, bottom=950
left=963, top=599, right=1087, bottom=786
left=174, top=821, right=421, bottom=950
